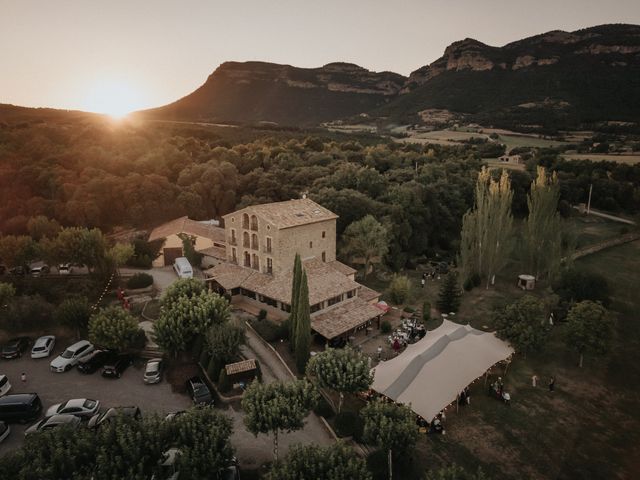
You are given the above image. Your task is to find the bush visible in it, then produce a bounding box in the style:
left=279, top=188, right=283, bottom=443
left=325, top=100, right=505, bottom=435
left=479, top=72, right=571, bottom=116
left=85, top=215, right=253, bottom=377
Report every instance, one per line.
left=218, top=368, right=231, bottom=393
left=422, top=301, right=431, bottom=322
left=313, top=395, right=335, bottom=419
left=250, top=318, right=288, bottom=342
left=126, top=273, right=154, bottom=289
left=553, top=268, right=611, bottom=307
left=388, top=275, right=411, bottom=305
left=334, top=411, right=358, bottom=437
left=380, top=320, right=392, bottom=334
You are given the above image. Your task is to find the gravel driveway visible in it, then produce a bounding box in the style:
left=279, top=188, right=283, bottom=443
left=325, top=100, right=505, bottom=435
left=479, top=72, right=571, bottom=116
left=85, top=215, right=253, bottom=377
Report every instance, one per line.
left=0, top=343, right=191, bottom=457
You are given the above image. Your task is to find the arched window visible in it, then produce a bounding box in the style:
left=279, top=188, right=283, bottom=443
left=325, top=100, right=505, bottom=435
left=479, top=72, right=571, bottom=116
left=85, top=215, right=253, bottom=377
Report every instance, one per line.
left=243, top=231, right=250, bottom=248
left=252, top=254, right=260, bottom=271
left=250, top=215, right=258, bottom=231
left=244, top=252, right=251, bottom=267
left=242, top=213, right=249, bottom=229
left=251, top=233, right=258, bottom=250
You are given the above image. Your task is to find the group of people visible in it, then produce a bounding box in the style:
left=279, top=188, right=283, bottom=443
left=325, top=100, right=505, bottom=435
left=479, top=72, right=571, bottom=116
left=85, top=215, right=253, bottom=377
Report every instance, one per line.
left=116, top=287, right=131, bottom=310
left=489, top=377, right=511, bottom=405
left=420, top=271, right=440, bottom=288
left=458, top=386, right=471, bottom=406
left=416, top=410, right=446, bottom=435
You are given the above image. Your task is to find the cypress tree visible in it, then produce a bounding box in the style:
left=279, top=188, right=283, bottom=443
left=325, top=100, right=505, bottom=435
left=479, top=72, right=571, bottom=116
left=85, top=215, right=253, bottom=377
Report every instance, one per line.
left=437, top=271, right=462, bottom=313
left=289, top=253, right=302, bottom=350
left=295, top=269, right=311, bottom=373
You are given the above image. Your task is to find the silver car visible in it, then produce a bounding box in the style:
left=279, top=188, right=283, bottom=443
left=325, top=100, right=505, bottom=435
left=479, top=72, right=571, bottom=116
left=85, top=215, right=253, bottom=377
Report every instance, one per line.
left=25, top=414, right=80, bottom=436
left=45, top=398, right=100, bottom=418
left=143, top=358, right=163, bottom=384
left=31, top=335, right=56, bottom=359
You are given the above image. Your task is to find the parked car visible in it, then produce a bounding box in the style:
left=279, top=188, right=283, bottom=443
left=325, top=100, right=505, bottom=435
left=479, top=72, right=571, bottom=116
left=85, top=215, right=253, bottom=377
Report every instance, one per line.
left=57, top=263, right=73, bottom=275
left=87, top=406, right=141, bottom=429
left=31, top=335, right=56, bottom=359
left=143, top=358, right=163, bottom=384
left=25, top=414, right=81, bottom=436
left=102, top=354, right=134, bottom=379
left=45, top=398, right=100, bottom=419
left=29, top=262, right=50, bottom=276
left=77, top=350, right=116, bottom=374
left=0, top=375, right=11, bottom=397
left=9, top=266, right=25, bottom=276
left=0, top=393, right=42, bottom=423
left=50, top=340, right=95, bottom=372
left=186, top=376, right=212, bottom=405
left=1, top=337, right=32, bottom=359
left=0, top=421, right=9, bottom=443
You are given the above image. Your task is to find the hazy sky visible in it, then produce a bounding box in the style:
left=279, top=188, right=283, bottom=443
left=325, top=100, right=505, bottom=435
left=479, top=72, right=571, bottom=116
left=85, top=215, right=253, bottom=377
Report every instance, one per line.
left=1, top=0, right=639, bottom=114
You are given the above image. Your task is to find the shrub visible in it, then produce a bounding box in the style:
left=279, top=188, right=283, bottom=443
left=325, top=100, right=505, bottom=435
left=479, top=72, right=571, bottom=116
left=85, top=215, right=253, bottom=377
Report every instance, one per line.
left=313, top=395, right=335, bottom=419
left=553, top=268, right=611, bottom=307
left=388, top=275, right=411, bottom=305
left=218, top=368, right=231, bottom=393
left=422, top=301, right=431, bottom=322
left=334, top=411, right=358, bottom=437
left=126, top=273, right=154, bottom=289
left=380, top=320, right=392, bottom=334
left=250, top=318, right=288, bottom=342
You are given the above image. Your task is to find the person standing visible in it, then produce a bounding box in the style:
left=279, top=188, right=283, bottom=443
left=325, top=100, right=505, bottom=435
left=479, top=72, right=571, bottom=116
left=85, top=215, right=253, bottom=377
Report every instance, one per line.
left=531, top=374, right=538, bottom=387
left=377, top=345, right=383, bottom=361
left=549, top=376, right=555, bottom=392
left=421, top=278, right=425, bottom=288
left=21, top=372, right=26, bottom=384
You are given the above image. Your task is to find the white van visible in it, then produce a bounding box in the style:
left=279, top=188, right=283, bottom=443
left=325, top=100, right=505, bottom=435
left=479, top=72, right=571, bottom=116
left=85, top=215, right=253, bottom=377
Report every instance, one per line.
left=173, top=257, right=193, bottom=279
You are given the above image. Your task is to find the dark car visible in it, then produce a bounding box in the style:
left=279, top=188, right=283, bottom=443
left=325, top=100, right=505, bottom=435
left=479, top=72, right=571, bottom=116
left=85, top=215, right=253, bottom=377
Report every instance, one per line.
left=87, top=406, right=141, bottom=429
left=0, top=393, right=43, bottom=423
left=186, top=376, right=212, bottom=405
left=77, top=350, right=116, bottom=374
left=8, top=266, right=25, bottom=276
left=1, top=337, right=31, bottom=359
left=101, top=354, right=133, bottom=379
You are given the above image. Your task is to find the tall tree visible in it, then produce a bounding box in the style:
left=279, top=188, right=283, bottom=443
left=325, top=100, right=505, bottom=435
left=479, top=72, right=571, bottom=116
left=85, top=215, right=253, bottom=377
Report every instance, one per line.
left=564, top=300, right=613, bottom=367
left=341, top=214, right=389, bottom=280
left=205, top=323, right=246, bottom=368
left=289, top=253, right=302, bottom=350
left=495, top=295, right=548, bottom=356
left=88, top=306, right=143, bottom=351
left=107, top=243, right=135, bottom=276
left=361, top=400, right=419, bottom=480
left=523, top=167, right=563, bottom=280
left=0, top=235, right=36, bottom=269
left=294, top=269, right=311, bottom=373
left=265, top=443, right=372, bottom=480
left=306, top=347, right=373, bottom=413
left=459, top=168, right=514, bottom=288
left=437, top=271, right=462, bottom=313
left=54, top=297, right=91, bottom=338
left=162, top=278, right=205, bottom=305
left=27, top=215, right=61, bottom=240
left=242, top=379, right=318, bottom=462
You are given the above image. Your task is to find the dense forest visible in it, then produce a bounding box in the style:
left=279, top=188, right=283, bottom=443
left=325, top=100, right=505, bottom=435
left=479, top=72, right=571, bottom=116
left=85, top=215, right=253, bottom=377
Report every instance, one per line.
left=1, top=112, right=639, bottom=269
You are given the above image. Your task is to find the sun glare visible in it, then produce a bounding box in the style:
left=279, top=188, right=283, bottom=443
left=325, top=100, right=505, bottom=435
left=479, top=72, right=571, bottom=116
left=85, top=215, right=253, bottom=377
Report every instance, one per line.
left=82, top=79, right=142, bottom=119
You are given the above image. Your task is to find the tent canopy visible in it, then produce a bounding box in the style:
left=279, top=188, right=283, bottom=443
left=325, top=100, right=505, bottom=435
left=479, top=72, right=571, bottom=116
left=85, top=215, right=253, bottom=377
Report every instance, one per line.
left=371, top=319, right=514, bottom=420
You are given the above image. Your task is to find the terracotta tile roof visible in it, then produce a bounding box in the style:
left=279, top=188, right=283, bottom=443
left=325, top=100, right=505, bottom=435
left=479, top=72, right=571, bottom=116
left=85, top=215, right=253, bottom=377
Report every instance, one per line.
left=199, top=246, right=227, bottom=260
left=223, top=198, right=337, bottom=229
left=311, top=297, right=383, bottom=339
left=358, top=284, right=380, bottom=303
left=225, top=358, right=257, bottom=376
left=328, top=260, right=357, bottom=276
left=149, top=217, right=225, bottom=243
left=203, top=263, right=254, bottom=290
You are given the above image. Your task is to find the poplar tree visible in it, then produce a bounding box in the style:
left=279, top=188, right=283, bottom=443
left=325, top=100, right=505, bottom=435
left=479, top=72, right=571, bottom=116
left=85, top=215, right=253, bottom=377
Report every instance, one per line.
left=437, top=271, right=462, bottom=313
left=295, top=269, right=311, bottom=373
left=459, top=168, right=514, bottom=288
left=524, top=166, right=563, bottom=280
left=289, top=253, right=302, bottom=349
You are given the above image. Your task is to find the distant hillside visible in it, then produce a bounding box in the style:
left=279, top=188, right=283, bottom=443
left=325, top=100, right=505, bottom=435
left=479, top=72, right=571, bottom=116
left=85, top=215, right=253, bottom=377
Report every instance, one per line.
left=140, top=61, right=406, bottom=126
left=377, top=24, right=640, bottom=130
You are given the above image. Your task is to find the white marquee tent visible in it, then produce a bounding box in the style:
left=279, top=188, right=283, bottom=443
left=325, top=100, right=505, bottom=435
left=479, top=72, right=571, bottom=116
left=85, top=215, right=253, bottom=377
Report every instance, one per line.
left=371, top=319, right=514, bottom=421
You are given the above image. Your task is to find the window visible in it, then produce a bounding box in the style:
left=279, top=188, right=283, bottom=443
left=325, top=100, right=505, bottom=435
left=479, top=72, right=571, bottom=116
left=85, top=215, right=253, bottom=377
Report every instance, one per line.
left=251, top=233, right=258, bottom=250
left=310, top=303, right=322, bottom=313
left=231, top=248, right=237, bottom=263
left=252, top=254, right=259, bottom=271
left=230, top=229, right=237, bottom=245
left=241, top=288, right=256, bottom=300
left=347, top=289, right=355, bottom=299
left=242, top=213, right=249, bottom=229
left=322, top=231, right=326, bottom=238
left=231, top=217, right=235, bottom=223
left=265, top=237, right=272, bottom=253
left=321, top=251, right=326, bottom=262
left=266, top=257, right=273, bottom=274
left=327, top=294, right=342, bottom=307
left=250, top=215, right=258, bottom=231
left=243, top=232, right=250, bottom=248
left=244, top=252, right=251, bottom=267
left=309, top=241, right=313, bottom=249
left=280, top=303, right=291, bottom=313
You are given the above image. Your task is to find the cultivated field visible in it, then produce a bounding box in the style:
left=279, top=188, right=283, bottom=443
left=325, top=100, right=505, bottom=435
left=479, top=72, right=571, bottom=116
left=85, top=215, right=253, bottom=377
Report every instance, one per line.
left=561, top=153, right=640, bottom=165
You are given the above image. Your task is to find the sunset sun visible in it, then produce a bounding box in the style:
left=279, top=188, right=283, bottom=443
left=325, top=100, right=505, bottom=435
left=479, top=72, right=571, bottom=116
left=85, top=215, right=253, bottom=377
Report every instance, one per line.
left=82, top=79, right=141, bottom=118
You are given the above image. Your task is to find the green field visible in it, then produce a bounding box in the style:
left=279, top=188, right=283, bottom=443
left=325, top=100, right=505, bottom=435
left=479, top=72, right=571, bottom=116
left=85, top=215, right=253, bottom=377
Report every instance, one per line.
left=561, top=153, right=640, bottom=165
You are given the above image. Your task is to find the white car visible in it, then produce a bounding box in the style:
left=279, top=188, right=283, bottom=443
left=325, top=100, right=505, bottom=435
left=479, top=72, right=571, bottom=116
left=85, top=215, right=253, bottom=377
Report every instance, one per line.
left=45, top=398, right=100, bottom=419
left=24, top=414, right=81, bottom=436
left=0, top=421, right=10, bottom=443
left=0, top=375, right=11, bottom=397
left=31, top=335, right=56, bottom=358
left=58, top=263, right=73, bottom=275
left=29, top=262, right=50, bottom=276
left=50, top=340, right=94, bottom=372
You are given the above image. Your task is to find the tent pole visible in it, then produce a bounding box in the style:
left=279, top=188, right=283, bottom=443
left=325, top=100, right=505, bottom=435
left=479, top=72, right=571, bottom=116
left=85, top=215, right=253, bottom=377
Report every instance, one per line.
left=484, top=371, right=488, bottom=388
left=504, top=360, right=511, bottom=377
left=456, top=394, right=459, bottom=413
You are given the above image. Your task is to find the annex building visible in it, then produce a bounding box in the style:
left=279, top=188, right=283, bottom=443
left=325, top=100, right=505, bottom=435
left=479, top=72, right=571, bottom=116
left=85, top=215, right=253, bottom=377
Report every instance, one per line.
left=204, top=198, right=383, bottom=341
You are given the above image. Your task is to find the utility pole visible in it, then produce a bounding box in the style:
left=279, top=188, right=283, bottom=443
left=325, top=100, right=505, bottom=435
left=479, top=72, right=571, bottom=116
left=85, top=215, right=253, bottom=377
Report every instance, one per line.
left=586, top=184, right=593, bottom=214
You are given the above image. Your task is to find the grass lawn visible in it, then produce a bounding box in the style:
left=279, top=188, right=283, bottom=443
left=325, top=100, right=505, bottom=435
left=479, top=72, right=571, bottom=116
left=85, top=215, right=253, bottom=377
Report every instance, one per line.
left=358, top=235, right=640, bottom=479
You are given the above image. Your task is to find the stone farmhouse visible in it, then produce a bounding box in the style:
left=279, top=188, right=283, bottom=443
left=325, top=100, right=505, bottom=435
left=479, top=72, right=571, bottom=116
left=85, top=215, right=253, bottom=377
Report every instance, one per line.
left=148, top=216, right=226, bottom=268
left=204, top=198, right=384, bottom=341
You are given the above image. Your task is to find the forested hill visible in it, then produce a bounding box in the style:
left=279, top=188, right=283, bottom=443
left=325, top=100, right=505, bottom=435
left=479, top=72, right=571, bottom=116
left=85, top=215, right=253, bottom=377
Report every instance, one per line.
left=139, top=24, right=640, bottom=131
left=139, top=61, right=406, bottom=126
left=376, top=24, right=640, bottom=130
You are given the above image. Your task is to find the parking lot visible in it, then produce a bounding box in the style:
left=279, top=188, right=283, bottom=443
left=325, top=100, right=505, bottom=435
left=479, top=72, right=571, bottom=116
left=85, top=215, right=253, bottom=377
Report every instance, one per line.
left=0, top=343, right=191, bottom=456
